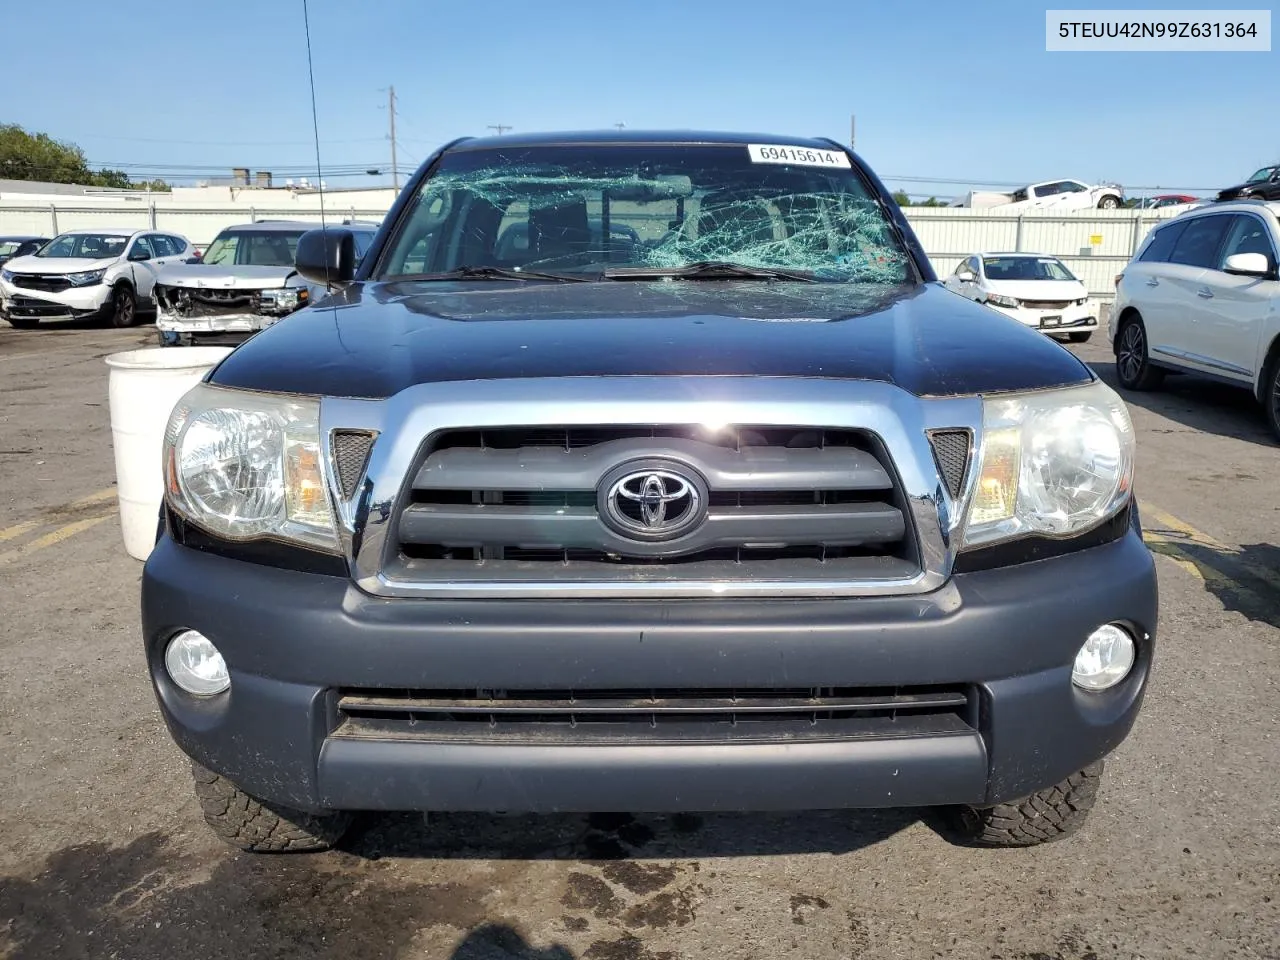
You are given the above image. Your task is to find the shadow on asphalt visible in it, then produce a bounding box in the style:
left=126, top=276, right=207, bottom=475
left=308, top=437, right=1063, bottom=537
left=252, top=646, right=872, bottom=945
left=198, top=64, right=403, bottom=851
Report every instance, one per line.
left=340, top=807, right=923, bottom=861
left=1147, top=538, right=1280, bottom=630
left=0, top=810, right=928, bottom=960
left=1086, top=360, right=1276, bottom=447
left=449, top=925, right=575, bottom=960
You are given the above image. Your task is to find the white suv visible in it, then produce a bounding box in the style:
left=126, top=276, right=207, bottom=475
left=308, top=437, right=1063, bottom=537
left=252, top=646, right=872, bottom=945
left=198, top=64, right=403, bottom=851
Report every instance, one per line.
left=1109, top=199, right=1280, bottom=439
left=0, top=228, right=194, bottom=330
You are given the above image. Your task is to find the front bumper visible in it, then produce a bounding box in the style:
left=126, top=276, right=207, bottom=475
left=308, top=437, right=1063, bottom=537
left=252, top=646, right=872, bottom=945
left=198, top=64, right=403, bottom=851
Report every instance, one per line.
left=988, top=301, right=1096, bottom=333
left=0, top=280, right=112, bottom=320
left=143, top=511, right=1158, bottom=815
left=155, top=309, right=279, bottom=335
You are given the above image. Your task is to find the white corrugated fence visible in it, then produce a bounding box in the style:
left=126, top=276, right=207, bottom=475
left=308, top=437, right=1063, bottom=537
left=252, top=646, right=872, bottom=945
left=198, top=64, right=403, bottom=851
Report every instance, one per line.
left=0, top=193, right=1182, bottom=300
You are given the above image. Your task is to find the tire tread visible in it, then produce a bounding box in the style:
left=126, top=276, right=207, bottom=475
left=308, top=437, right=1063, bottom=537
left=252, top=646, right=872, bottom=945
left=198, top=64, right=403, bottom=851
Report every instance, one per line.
left=191, top=764, right=350, bottom=853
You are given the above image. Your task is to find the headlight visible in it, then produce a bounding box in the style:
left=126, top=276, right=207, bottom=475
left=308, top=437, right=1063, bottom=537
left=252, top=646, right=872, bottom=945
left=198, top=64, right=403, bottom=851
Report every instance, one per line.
left=261, top=287, right=308, bottom=313
left=961, top=379, right=1134, bottom=548
left=985, top=293, right=1019, bottom=308
left=67, top=268, right=106, bottom=286
left=163, top=383, right=338, bottom=551
left=1, top=269, right=14, bottom=282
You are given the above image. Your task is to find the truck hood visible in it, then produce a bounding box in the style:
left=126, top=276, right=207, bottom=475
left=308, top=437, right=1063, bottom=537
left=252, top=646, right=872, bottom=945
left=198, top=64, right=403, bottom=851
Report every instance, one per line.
left=155, top=263, right=299, bottom=289
left=209, top=280, right=1093, bottom=400
left=3, top=256, right=115, bottom=274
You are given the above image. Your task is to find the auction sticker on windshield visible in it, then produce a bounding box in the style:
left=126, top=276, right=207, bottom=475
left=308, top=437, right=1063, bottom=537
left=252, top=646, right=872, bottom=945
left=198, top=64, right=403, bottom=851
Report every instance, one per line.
left=748, top=144, right=851, bottom=168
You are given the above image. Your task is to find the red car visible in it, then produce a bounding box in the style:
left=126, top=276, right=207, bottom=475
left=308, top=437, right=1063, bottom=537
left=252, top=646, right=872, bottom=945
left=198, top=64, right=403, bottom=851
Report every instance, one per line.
left=1134, top=194, right=1198, bottom=209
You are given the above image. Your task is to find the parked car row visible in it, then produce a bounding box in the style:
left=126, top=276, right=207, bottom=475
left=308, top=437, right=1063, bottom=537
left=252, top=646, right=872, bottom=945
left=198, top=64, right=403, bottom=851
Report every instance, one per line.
left=0, top=220, right=378, bottom=344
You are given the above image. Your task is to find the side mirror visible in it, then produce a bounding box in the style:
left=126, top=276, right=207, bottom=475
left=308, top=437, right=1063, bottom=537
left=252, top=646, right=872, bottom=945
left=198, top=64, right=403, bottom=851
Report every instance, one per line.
left=295, top=227, right=356, bottom=287
left=1223, top=251, right=1272, bottom=278
left=956, top=271, right=975, bottom=283
left=128, top=249, right=151, bottom=262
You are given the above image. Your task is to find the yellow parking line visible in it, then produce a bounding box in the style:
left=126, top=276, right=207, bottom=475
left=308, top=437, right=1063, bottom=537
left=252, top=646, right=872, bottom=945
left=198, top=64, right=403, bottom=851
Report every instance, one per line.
left=1143, top=503, right=1280, bottom=594
left=0, top=519, right=40, bottom=542
left=71, top=487, right=119, bottom=507
left=0, top=515, right=112, bottom=565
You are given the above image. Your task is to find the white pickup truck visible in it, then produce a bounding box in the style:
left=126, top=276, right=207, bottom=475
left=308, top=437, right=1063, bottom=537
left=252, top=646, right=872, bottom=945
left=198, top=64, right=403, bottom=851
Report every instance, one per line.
left=951, top=180, right=1124, bottom=211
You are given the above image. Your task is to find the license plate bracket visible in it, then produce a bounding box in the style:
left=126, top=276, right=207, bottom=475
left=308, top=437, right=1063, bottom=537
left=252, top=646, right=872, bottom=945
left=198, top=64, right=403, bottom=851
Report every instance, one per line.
left=1040, top=315, right=1062, bottom=327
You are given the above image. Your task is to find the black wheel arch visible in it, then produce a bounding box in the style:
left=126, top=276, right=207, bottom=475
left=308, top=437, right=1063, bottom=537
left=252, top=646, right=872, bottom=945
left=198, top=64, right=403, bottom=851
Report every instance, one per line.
left=1257, top=333, right=1280, bottom=404
left=1112, top=306, right=1142, bottom=354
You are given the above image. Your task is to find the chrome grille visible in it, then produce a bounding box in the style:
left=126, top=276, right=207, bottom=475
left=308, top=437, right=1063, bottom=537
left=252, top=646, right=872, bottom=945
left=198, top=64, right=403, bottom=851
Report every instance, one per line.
left=1018, top=299, right=1072, bottom=310
left=11, top=274, right=71, bottom=293
left=385, top=425, right=918, bottom=585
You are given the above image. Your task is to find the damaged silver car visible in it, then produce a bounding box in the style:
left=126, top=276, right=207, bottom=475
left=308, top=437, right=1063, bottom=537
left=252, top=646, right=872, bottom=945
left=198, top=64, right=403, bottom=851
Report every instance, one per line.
left=153, top=219, right=378, bottom=346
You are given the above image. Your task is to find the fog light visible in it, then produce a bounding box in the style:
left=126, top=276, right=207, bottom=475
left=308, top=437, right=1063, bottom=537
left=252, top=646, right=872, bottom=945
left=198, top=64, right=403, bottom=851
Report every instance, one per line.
left=164, top=630, right=230, bottom=696
left=1072, top=624, right=1135, bottom=691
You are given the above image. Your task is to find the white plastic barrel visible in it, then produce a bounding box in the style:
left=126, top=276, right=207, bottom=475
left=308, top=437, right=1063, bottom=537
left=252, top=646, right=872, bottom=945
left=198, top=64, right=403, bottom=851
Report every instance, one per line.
left=105, top=347, right=234, bottom=560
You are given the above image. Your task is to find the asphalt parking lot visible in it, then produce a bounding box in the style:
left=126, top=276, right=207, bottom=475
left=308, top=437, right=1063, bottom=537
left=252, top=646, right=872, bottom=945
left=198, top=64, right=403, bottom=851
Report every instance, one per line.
left=1, top=322, right=1278, bottom=960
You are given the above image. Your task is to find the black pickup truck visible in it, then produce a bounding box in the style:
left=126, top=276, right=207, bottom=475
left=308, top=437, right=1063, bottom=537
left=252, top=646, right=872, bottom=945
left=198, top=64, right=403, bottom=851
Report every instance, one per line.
left=143, top=130, right=1157, bottom=852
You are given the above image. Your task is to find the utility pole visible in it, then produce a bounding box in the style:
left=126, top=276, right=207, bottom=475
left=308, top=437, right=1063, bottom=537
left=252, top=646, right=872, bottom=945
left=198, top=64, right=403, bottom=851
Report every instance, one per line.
left=388, top=86, right=399, bottom=190
left=488, top=124, right=512, bottom=135
left=850, top=114, right=856, bottom=152
left=614, top=123, right=625, bottom=131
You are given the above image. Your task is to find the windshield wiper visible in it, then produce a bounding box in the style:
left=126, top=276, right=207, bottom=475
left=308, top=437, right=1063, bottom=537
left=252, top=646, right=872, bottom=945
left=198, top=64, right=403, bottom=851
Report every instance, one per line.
left=410, top=265, right=588, bottom=283
left=603, top=261, right=816, bottom=282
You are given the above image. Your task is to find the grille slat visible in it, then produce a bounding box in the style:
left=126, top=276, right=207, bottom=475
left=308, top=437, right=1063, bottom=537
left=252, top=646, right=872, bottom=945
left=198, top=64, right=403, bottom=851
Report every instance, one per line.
left=413, top=439, right=892, bottom=492
left=399, top=502, right=905, bottom=557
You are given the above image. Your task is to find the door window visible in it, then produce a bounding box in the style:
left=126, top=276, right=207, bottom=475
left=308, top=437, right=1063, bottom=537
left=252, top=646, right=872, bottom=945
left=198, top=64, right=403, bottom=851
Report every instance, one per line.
left=1138, top=221, right=1187, bottom=262
left=1217, top=216, right=1277, bottom=270
left=1167, top=215, right=1231, bottom=268
left=129, top=236, right=155, bottom=260
left=150, top=235, right=177, bottom=257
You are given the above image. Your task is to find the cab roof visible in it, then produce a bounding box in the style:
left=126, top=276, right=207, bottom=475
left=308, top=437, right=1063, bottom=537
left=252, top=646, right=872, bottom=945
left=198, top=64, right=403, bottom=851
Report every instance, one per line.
left=449, top=129, right=846, bottom=152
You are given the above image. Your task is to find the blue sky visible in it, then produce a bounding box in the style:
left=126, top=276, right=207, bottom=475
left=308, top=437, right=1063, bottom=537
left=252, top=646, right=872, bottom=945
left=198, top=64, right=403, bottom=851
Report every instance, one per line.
left=5, top=0, right=1275, bottom=198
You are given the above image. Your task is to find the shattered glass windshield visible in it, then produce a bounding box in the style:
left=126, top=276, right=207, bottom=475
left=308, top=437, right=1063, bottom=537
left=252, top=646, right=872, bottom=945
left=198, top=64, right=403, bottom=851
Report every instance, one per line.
left=378, top=144, right=913, bottom=283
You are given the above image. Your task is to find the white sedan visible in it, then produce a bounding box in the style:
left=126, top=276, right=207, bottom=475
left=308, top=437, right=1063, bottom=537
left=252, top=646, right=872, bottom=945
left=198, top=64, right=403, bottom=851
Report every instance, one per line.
left=943, top=252, right=1097, bottom=342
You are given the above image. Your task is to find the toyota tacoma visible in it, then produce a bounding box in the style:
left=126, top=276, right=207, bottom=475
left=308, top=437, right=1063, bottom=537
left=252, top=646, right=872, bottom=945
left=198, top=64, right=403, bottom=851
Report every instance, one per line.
left=143, top=130, right=1158, bottom=852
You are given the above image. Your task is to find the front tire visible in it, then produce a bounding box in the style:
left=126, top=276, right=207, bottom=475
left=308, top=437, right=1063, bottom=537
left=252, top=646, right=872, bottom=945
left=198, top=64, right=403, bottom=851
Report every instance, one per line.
left=5, top=316, right=39, bottom=329
left=192, top=764, right=351, bottom=853
left=109, top=284, right=136, bottom=328
left=945, top=762, right=1104, bottom=847
left=1098, top=195, right=1120, bottom=210
left=1115, top=316, right=1164, bottom=390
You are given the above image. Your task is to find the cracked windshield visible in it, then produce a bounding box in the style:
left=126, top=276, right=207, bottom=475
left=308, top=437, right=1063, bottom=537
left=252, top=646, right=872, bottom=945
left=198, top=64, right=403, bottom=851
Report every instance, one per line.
left=380, top=144, right=912, bottom=283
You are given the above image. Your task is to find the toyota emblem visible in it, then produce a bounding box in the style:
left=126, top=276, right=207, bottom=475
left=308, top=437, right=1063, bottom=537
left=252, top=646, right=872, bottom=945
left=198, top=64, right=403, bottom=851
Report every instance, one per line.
left=599, top=463, right=707, bottom=542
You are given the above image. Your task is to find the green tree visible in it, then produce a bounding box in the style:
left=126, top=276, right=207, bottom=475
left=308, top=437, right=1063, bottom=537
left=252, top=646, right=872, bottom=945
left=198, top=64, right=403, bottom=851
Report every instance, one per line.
left=0, top=124, right=169, bottom=191
left=0, top=124, right=94, bottom=183
left=92, top=168, right=133, bottom=189
left=891, top=189, right=911, bottom=206
left=918, top=196, right=946, bottom=207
